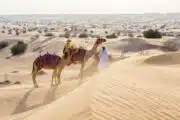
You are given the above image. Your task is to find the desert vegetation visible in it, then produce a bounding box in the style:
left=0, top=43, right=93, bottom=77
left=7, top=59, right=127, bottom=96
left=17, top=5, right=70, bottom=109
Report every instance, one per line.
left=11, top=41, right=27, bottom=55
left=44, top=33, right=54, bottom=37
left=106, top=33, right=117, bottom=39
left=143, top=29, right=162, bottom=38
left=0, top=41, right=8, bottom=50
left=8, top=29, right=12, bottom=34
left=128, top=33, right=134, bottom=38
left=79, top=33, right=88, bottom=38
left=15, top=29, right=19, bottom=36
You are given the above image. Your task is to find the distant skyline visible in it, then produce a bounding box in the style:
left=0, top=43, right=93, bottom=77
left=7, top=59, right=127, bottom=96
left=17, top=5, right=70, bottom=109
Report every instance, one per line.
left=1, top=0, right=180, bottom=14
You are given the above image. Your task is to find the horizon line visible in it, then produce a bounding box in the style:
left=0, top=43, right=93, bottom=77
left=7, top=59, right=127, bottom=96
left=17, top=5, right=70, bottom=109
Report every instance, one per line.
left=0, top=12, right=180, bottom=16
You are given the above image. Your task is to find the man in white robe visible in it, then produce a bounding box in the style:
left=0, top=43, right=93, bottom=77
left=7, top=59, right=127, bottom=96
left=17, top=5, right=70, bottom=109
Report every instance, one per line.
left=98, top=46, right=109, bottom=71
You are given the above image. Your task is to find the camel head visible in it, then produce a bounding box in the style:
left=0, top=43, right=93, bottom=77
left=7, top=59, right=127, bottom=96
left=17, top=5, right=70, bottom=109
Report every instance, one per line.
left=95, top=38, right=106, bottom=45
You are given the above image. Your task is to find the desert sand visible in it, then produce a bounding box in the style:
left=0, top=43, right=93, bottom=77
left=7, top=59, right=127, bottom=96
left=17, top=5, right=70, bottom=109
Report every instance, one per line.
left=1, top=25, right=180, bottom=120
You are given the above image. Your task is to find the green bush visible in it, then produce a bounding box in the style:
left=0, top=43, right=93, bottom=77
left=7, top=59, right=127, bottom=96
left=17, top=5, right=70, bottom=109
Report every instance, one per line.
left=22, top=29, right=27, bottom=34
left=28, top=28, right=32, bottom=32
left=79, top=33, right=88, bottom=38
left=106, top=33, right=117, bottom=39
left=8, top=29, right=12, bottom=34
left=143, top=29, right=162, bottom=38
left=0, top=41, right=8, bottom=49
left=90, top=30, right=94, bottom=34
left=64, top=32, right=70, bottom=38
left=16, top=30, right=19, bottom=36
left=38, top=30, right=42, bottom=33
left=44, top=33, right=54, bottom=37
left=31, top=34, right=39, bottom=40
left=11, top=41, right=27, bottom=55
left=137, top=35, right=142, bottom=37
left=50, top=28, right=55, bottom=30
left=128, top=33, right=134, bottom=38
left=44, top=28, right=48, bottom=33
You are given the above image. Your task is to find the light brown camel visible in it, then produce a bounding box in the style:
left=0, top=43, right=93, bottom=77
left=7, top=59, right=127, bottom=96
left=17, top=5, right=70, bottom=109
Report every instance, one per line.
left=68, top=38, right=106, bottom=82
left=31, top=49, right=73, bottom=88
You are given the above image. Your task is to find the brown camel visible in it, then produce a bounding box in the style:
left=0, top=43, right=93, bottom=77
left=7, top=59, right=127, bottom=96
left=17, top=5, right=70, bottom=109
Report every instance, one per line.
left=68, top=38, right=106, bottom=82
left=31, top=50, right=73, bottom=88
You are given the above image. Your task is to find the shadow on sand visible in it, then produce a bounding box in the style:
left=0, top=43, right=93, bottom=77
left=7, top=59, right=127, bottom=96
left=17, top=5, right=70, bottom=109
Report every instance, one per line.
left=12, top=86, right=58, bottom=115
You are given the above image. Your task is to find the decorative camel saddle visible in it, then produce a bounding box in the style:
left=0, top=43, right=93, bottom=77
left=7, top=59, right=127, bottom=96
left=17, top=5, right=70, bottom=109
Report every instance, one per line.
left=69, top=47, right=87, bottom=64
left=34, top=52, right=61, bottom=71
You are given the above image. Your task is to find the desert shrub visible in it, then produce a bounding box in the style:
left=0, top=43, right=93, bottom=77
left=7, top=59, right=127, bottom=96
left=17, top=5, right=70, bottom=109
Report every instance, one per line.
left=176, top=34, right=180, bottom=37
left=64, top=32, right=70, bottom=38
left=0, top=41, right=8, bottom=49
left=90, top=30, right=94, bottom=34
left=79, top=33, right=88, bottom=38
left=143, top=29, right=162, bottom=38
left=1, top=30, right=5, bottom=33
left=11, top=41, right=27, bottom=55
left=105, top=31, right=108, bottom=34
left=31, top=34, right=39, bottom=40
left=50, top=28, right=55, bottom=30
left=8, top=29, right=12, bottom=34
left=32, top=27, right=38, bottom=31
left=116, top=31, right=121, bottom=36
left=106, top=33, right=117, bottom=39
left=59, top=32, right=70, bottom=38
left=44, top=28, right=48, bottom=33
left=44, top=33, right=54, bottom=37
left=128, top=33, right=134, bottom=38
left=84, top=29, right=88, bottom=32
left=22, top=28, right=27, bottom=33
left=137, top=35, right=142, bottom=37
left=64, top=28, right=68, bottom=32
left=15, top=30, right=19, bottom=36
left=28, top=28, right=32, bottom=32
left=37, top=30, right=42, bottom=33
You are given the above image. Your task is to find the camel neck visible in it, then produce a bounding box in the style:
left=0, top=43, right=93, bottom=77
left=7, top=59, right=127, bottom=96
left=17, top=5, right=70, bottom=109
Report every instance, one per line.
left=91, top=43, right=98, bottom=52
left=87, top=43, right=99, bottom=58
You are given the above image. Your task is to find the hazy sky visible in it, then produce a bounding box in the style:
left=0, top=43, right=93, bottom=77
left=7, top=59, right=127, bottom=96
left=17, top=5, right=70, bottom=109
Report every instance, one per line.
left=1, top=0, right=180, bottom=14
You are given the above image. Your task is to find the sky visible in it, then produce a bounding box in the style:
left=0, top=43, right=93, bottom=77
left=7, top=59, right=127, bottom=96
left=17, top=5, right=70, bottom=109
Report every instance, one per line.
left=0, top=0, right=180, bottom=14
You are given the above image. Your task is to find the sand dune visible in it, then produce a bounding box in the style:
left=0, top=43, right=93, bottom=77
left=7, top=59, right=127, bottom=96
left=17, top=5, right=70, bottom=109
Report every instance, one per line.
left=1, top=31, right=180, bottom=120
left=4, top=54, right=180, bottom=120
left=142, top=52, right=180, bottom=65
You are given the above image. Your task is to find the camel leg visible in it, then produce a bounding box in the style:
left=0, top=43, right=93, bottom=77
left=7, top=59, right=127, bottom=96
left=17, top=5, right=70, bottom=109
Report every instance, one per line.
left=32, top=65, right=39, bottom=88
left=52, top=70, right=56, bottom=87
left=57, top=67, right=63, bottom=85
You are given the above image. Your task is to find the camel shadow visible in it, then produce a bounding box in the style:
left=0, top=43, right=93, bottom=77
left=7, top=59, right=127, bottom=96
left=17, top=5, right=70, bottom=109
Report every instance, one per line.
left=12, top=86, right=58, bottom=115
left=12, top=89, right=37, bottom=115
left=43, top=86, right=58, bottom=105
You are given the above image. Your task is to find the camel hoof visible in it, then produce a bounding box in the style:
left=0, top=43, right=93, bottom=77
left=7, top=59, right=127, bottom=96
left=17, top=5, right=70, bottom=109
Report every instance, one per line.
left=34, top=85, right=39, bottom=88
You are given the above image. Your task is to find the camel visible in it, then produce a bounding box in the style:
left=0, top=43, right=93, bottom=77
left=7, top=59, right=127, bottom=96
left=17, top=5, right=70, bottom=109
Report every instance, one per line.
left=68, top=38, right=106, bottom=82
left=31, top=49, right=73, bottom=88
